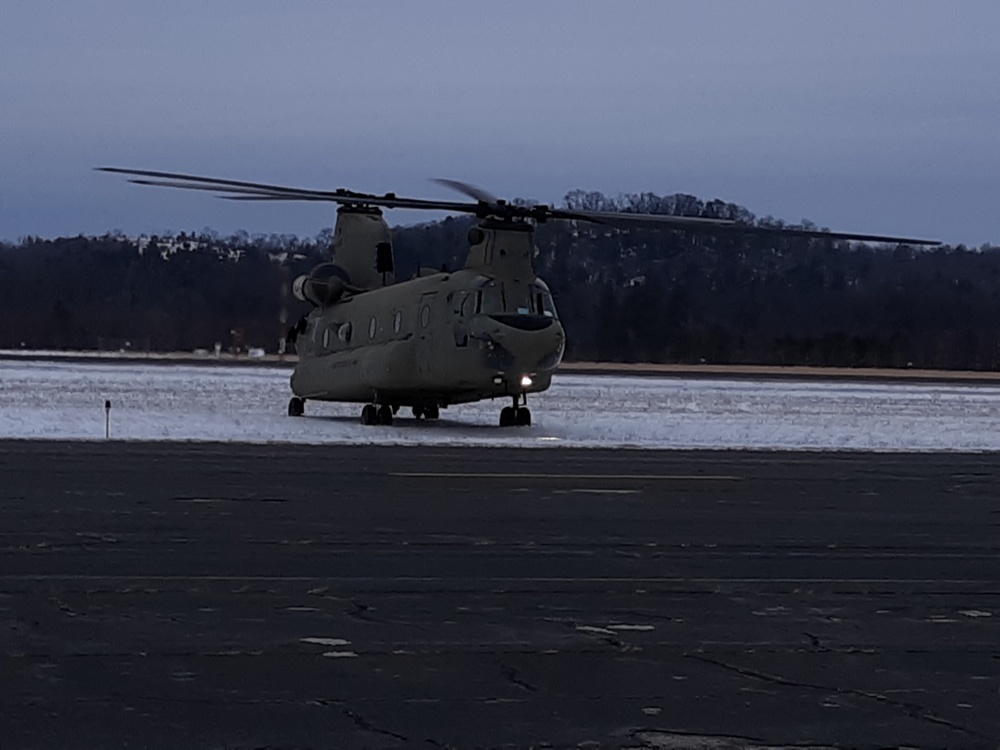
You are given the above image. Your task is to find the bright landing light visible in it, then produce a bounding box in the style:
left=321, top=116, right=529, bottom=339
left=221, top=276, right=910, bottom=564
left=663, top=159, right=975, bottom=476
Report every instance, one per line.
left=520, top=375, right=533, bottom=388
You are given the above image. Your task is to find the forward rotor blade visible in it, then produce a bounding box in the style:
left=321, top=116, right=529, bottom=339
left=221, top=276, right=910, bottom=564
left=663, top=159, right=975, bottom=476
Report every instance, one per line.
left=222, top=195, right=334, bottom=202
left=559, top=208, right=939, bottom=245
left=556, top=209, right=738, bottom=230
left=99, top=167, right=940, bottom=245
left=431, top=178, right=500, bottom=205
left=720, top=224, right=940, bottom=246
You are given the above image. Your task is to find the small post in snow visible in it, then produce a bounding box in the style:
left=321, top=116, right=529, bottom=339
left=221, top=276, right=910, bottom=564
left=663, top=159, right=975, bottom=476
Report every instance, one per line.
left=104, top=400, right=111, bottom=439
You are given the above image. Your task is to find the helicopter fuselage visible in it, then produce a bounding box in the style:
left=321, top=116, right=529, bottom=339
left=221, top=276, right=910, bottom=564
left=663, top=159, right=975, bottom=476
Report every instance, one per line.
left=290, top=267, right=565, bottom=411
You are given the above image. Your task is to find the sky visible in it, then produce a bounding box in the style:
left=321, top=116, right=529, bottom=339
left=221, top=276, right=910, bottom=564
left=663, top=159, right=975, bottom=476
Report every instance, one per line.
left=2, top=1, right=999, bottom=246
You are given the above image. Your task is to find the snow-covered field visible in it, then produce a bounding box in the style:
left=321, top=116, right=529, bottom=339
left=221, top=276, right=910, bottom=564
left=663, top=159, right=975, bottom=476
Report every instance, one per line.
left=3, top=359, right=1000, bottom=451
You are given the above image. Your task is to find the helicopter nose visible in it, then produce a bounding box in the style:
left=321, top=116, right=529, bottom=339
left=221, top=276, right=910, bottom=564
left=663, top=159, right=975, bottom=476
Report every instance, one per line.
left=473, top=314, right=565, bottom=381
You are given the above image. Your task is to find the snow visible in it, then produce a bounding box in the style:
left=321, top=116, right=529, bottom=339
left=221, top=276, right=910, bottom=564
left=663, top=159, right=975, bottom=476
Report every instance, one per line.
left=2, top=359, right=1000, bottom=451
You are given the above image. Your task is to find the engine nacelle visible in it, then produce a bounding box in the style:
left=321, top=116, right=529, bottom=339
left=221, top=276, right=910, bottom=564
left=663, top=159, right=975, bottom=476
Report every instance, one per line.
left=293, top=273, right=346, bottom=307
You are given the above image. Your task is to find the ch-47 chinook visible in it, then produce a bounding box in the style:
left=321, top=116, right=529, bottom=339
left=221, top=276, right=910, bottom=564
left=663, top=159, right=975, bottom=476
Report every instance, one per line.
left=99, top=167, right=939, bottom=427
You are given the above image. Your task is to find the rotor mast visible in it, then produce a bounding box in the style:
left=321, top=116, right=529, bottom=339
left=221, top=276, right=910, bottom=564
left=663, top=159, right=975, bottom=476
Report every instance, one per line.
left=331, top=205, right=394, bottom=290
left=465, top=221, right=536, bottom=281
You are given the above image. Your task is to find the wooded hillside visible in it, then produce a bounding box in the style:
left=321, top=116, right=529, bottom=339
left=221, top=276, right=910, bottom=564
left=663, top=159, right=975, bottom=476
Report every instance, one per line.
left=3, top=191, right=997, bottom=370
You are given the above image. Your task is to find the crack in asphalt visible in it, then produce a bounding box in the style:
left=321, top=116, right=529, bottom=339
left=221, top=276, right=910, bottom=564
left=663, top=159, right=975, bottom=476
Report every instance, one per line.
left=627, top=727, right=840, bottom=749
left=342, top=707, right=409, bottom=743
left=686, top=653, right=995, bottom=743
left=626, top=727, right=763, bottom=748
left=344, top=598, right=428, bottom=631
left=499, top=662, right=538, bottom=693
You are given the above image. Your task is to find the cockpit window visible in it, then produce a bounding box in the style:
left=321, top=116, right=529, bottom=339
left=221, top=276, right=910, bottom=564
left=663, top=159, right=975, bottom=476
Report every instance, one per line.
left=478, top=282, right=505, bottom=314
left=535, top=287, right=557, bottom=317
left=472, top=278, right=557, bottom=318
left=506, top=284, right=533, bottom=315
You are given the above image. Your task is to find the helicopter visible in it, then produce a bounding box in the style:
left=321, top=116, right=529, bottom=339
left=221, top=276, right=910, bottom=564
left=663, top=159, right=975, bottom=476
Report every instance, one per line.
left=98, top=167, right=939, bottom=427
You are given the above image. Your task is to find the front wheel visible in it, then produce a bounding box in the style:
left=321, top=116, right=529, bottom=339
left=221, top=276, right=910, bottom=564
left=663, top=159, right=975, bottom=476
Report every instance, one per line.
left=360, top=403, right=377, bottom=425
left=287, top=397, right=304, bottom=417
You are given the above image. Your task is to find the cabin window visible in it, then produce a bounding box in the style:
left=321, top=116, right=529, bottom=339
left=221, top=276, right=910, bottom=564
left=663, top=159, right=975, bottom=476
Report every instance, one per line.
left=338, top=322, right=352, bottom=343
left=369, top=316, right=377, bottom=339
left=393, top=311, right=402, bottom=333
left=322, top=328, right=331, bottom=349
left=420, top=304, right=430, bottom=328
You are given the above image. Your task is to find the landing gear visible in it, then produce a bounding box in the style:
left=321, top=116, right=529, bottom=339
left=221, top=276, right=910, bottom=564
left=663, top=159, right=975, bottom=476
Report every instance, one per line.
left=499, top=397, right=531, bottom=427
left=288, top=397, right=305, bottom=417
left=361, top=403, right=394, bottom=426
left=412, top=404, right=440, bottom=420
left=361, top=404, right=377, bottom=425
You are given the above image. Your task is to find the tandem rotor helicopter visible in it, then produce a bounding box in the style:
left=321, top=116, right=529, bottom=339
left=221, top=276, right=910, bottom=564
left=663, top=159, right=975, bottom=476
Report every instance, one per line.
left=99, top=167, right=938, bottom=427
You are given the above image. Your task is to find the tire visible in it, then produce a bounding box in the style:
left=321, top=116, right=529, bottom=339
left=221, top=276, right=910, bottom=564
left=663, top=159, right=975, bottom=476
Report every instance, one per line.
left=377, top=404, right=393, bottom=426
left=515, top=407, right=531, bottom=426
left=499, top=406, right=515, bottom=427
left=361, top=404, right=377, bottom=425
left=288, top=397, right=304, bottom=417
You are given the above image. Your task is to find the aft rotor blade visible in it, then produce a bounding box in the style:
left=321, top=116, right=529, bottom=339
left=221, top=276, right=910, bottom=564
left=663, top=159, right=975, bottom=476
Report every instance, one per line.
left=99, top=167, right=480, bottom=213
left=98, top=167, right=348, bottom=198
left=127, top=179, right=321, bottom=198
left=223, top=191, right=479, bottom=212
left=99, top=167, right=941, bottom=244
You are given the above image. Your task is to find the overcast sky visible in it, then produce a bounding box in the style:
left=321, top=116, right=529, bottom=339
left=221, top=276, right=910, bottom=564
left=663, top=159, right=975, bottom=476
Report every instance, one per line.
left=3, top=1, right=998, bottom=246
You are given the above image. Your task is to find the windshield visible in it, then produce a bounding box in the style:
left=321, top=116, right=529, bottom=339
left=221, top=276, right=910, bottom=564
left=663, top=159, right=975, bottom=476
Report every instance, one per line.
left=475, top=280, right=557, bottom=318
left=476, top=281, right=505, bottom=314
left=534, top=283, right=557, bottom=318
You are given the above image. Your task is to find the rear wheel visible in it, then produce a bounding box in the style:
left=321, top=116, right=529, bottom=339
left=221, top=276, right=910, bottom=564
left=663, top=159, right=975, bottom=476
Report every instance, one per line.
left=499, top=406, right=515, bottom=427
left=515, top=407, right=531, bottom=426
left=424, top=405, right=440, bottom=420
left=287, top=397, right=304, bottom=417
left=377, top=404, right=393, bottom=426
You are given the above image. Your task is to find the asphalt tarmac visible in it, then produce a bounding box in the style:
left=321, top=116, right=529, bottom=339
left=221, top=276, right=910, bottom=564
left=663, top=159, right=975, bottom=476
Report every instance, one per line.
left=1, top=441, right=998, bottom=749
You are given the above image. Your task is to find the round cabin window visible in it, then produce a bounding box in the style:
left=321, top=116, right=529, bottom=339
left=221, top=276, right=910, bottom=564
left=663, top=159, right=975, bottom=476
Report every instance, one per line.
left=369, top=316, right=377, bottom=339
left=393, top=311, right=402, bottom=333
left=420, top=305, right=430, bottom=328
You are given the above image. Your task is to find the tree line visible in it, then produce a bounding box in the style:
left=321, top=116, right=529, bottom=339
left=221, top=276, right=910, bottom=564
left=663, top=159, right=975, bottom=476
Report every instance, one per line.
left=2, top=191, right=999, bottom=370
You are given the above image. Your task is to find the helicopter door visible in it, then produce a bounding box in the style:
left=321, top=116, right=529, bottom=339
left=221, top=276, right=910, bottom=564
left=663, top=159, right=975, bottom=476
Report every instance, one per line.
left=454, top=292, right=469, bottom=347
left=417, top=292, right=438, bottom=377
